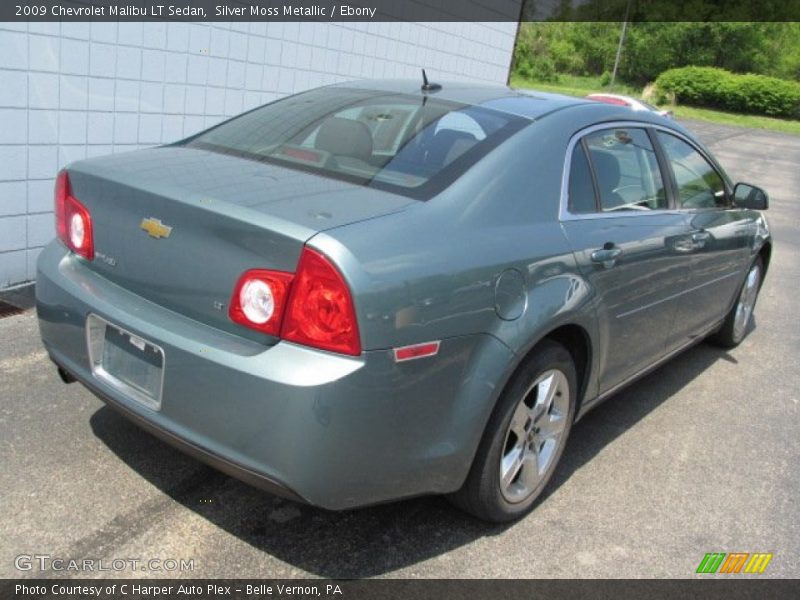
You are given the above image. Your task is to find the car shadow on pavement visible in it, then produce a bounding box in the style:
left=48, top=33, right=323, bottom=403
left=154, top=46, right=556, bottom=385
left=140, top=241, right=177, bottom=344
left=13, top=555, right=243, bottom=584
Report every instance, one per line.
left=90, top=340, right=734, bottom=578
left=537, top=340, right=737, bottom=507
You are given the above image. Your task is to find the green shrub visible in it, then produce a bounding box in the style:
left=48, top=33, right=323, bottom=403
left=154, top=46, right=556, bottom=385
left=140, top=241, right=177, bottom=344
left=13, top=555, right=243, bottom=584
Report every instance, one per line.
left=599, top=71, right=611, bottom=86
left=512, top=23, right=560, bottom=83
left=515, top=55, right=558, bottom=83
left=656, top=66, right=800, bottom=118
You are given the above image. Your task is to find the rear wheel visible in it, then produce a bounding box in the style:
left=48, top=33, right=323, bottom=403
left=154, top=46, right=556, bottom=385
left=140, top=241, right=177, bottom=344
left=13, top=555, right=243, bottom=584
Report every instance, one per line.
left=711, top=257, right=763, bottom=348
left=450, top=340, right=577, bottom=522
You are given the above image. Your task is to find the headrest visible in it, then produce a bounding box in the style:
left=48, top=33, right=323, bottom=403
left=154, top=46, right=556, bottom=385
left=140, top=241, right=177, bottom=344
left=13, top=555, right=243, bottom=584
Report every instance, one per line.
left=315, top=117, right=374, bottom=162
left=589, top=149, right=621, bottom=186
left=427, top=130, right=478, bottom=167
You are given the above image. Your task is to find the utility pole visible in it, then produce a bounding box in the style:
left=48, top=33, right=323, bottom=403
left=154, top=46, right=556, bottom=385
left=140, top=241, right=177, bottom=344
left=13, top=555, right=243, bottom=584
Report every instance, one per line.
left=610, top=0, right=632, bottom=88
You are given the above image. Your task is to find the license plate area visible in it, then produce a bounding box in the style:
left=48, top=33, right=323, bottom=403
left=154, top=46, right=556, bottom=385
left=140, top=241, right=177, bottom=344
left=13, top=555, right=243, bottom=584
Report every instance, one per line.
left=86, top=314, right=165, bottom=411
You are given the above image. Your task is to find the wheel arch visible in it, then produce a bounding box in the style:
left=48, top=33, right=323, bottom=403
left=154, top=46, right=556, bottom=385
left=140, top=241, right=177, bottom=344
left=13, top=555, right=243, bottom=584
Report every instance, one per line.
left=541, top=324, right=593, bottom=414
left=491, top=322, right=595, bottom=425
left=450, top=323, right=595, bottom=518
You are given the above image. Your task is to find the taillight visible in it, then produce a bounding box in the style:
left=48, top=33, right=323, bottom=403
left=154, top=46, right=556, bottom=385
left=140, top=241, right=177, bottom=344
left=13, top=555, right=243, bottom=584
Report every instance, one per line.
left=281, top=248, right=361, bottom=356
left=55, top=170, right=94, bottom=261
left=229, top=270, right=293, bottom=336
left=230, top=247, right=361, bottom=356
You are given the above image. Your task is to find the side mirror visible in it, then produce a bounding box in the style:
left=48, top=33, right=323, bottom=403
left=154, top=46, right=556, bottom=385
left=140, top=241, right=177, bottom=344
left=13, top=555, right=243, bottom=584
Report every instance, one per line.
left=733, top=182, right=768, bottom=210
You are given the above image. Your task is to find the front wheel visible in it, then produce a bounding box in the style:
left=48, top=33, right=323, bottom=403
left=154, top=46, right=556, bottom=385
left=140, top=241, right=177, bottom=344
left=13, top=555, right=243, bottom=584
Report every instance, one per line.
left=449, top=340, right=577, bottom=523
left=711, top=257, right=763, bottom=348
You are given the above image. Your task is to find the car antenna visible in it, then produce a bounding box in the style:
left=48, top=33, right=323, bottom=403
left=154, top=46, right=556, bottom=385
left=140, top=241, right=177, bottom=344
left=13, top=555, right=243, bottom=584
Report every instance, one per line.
left=421, top=69, right=441, bottom=92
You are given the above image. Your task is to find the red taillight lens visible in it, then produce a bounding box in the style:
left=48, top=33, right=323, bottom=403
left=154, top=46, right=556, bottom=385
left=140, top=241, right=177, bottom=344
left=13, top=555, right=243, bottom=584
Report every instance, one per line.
left=55, top=170, right=94, bottom=261
left=229, top=270, right=294, bottom=336
left=281, top=247, right=361, bottom=356
left=229, top=248, right=361, bottom=356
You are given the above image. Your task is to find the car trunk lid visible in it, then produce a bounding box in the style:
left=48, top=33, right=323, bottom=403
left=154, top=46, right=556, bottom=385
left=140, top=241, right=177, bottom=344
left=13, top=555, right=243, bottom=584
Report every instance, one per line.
left=66, top=146, right=414, bottom=341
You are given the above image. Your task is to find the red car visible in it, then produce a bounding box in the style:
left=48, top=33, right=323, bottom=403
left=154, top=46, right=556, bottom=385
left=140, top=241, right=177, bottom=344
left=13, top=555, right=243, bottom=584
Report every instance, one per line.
left=586, top=93, right=673, bottom=118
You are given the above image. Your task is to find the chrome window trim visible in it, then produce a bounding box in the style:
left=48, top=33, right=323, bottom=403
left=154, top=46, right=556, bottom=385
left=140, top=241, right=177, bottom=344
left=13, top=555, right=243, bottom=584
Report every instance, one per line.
left=559, top=120, right=724, bottom=222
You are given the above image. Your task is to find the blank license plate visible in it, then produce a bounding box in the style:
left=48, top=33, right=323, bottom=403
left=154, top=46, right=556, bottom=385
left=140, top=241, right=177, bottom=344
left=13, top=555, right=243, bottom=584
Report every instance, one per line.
left=87, top=315, right=164, bottom=410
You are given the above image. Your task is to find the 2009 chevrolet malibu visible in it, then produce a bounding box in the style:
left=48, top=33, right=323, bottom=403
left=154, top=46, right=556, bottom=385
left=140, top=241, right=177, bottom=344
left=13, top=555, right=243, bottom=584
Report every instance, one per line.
left=36, top=79, right=771, bottom=522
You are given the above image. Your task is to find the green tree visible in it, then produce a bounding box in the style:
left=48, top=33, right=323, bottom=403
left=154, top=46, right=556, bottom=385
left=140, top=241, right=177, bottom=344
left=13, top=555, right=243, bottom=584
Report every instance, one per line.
left=622, top=23, right=777, bottom=84
left=512, top=21, right=800, bottom=86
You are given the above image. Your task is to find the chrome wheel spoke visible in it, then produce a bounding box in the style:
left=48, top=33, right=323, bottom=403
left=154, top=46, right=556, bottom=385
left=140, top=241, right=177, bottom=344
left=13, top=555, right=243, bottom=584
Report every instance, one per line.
left=500, top=446, right=525, bottom=488
left=532, top=372, right=557, bottom=421
left=536, top=438, right=558, bottom=472
left=537, top=412, right=565, bottom=441
left=517, top=454, right=544, bottom=491
left=509, top=398, right=531, bottom=440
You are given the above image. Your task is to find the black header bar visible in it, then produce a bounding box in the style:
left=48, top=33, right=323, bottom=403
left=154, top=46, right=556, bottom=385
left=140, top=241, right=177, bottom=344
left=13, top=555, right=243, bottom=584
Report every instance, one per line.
left=3, top=0, right=800, bottom=22
left=3, top=1, right=522, bottom=22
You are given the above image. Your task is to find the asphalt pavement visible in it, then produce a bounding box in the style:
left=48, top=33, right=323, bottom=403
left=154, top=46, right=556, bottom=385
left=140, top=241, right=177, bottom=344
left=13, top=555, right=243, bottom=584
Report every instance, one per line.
left=1, top=120, right=798, bottom=578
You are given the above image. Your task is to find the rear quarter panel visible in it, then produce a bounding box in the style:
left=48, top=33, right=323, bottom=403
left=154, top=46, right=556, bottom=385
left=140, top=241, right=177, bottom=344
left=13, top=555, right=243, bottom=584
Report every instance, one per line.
left=314, top=116, right=604, bottom=406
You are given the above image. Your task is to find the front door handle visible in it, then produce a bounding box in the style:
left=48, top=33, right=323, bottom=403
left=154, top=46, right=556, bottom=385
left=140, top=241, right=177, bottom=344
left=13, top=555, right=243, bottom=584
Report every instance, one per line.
left=691, top=229, right=711, bottom=249
left=591, top=244, right=623, bottom=268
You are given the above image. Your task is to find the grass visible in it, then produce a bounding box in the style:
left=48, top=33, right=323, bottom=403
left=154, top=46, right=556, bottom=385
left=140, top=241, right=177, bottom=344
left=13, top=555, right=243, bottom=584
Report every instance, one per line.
left=510, top=73, right=800, bottom=136
left=511, top=73, right=641, bottom=98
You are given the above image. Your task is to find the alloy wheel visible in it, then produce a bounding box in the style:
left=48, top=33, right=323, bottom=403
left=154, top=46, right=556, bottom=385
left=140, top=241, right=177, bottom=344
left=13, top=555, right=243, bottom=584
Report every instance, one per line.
left=499, top=369, right=570, bottom=503
left=733, top=263, right=761, bottom=342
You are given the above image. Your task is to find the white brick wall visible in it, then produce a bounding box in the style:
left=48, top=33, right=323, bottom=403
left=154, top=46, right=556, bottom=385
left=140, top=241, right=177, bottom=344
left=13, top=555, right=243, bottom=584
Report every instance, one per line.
left=0, top=21, right=517, bottom=289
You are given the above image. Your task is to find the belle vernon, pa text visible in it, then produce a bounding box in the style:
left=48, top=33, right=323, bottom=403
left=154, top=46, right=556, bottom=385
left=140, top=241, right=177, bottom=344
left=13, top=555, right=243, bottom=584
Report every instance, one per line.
left=47, top=3, right=378, bottom=18
left=16, top=584, right=344, bottom=597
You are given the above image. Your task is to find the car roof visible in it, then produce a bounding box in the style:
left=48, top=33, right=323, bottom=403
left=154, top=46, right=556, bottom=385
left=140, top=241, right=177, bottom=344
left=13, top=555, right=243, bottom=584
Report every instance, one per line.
left=324, top=79, right=696, bottom=148
left=327, top=79, right=594, bottom=120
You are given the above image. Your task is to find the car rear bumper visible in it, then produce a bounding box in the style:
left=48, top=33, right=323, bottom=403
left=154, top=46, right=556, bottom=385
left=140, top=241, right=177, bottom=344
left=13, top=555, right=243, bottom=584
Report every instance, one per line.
left=36, top=242, right=513, bottom=509
left=48, top=352, right=306, bottom=503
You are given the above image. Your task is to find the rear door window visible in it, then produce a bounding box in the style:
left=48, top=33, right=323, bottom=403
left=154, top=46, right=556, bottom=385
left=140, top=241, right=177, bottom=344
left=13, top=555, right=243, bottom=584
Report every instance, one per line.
left=568, top=143, right=597, bottom=214
left=583, top=128, right=668, bottom=212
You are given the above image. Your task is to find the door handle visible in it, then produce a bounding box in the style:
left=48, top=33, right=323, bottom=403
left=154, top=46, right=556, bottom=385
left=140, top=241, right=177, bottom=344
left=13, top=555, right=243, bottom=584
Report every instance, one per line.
left=691, top=229, right=711, bottom=249
left=591, top=244, right=622, bottom=268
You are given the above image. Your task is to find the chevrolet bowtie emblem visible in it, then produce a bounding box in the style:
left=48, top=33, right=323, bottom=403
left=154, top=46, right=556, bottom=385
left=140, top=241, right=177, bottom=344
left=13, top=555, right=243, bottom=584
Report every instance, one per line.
left=140, top=217, right=173, bottom=239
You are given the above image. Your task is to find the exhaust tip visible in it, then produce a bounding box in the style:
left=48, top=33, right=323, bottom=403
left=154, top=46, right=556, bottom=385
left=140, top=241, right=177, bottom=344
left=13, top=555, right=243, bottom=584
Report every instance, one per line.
left=57, top=366, right=77, bottom=384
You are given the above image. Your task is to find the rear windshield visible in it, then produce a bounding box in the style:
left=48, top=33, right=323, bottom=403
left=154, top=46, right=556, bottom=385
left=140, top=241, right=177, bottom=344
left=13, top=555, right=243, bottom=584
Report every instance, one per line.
left=182, top=87, right=526, bottom=199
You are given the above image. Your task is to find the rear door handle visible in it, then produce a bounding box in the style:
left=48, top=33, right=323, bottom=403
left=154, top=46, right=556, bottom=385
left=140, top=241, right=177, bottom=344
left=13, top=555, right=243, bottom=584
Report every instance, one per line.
left=591, top=244, right=622, bottom=268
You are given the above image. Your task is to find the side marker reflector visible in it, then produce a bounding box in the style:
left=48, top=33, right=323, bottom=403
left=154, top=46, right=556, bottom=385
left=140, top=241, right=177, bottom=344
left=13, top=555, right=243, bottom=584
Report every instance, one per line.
left=393, top=341, right=441, bottom=362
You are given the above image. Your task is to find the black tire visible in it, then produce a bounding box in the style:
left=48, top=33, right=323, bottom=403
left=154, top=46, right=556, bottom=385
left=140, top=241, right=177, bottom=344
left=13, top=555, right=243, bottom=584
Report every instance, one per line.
left=710, top=256, right=764, bottom=349
left=449, top=340, right=577, bottom=523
